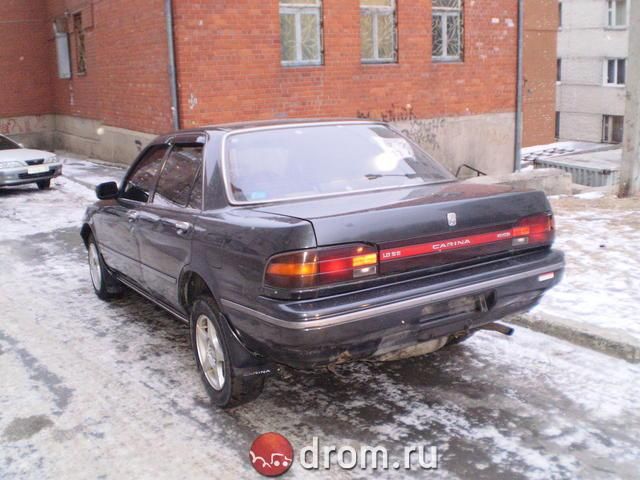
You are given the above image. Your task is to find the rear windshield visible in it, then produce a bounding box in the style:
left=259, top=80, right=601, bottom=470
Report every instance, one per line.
left=0, top=136, right=20, bottom=151
left=224, top=124, right=454, bottom=203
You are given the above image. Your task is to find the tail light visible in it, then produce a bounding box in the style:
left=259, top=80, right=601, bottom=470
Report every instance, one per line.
left=265, top=244, right=378, bottom=290
left=512, top=213, right=554, bottom=246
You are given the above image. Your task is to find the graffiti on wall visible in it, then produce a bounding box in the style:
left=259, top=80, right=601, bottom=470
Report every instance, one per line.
left=356, top=104, right=446, bottom=153
left=400, top=117, right=446, bottom=153
left=357, top=103, right=417, bottom=123
left=0, top=116, right=51, bottom=135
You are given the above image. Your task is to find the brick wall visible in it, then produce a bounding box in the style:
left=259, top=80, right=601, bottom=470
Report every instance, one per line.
left=44, top=0, right=173, bottom=134
left=0, top=0, right=52, bottom=117
left=522, top=0, right=558, bottom=147
left=174, top=0, right=518, bottom=128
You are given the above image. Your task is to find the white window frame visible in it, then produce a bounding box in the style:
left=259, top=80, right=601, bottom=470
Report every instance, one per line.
left=279, top=1, right=323, bottom=67
left=606, top=0, right=627, bottom=28
left=432, top=1, right=463, bottom=62
left=604, top=58, right=626, bottom=86
left=360, top=0, right=397, bottom=64
left=602, top=115, right=624, bottom=143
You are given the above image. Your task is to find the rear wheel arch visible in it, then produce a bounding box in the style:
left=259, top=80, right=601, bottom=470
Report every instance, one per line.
left=179, top=270, right=220, bottom=315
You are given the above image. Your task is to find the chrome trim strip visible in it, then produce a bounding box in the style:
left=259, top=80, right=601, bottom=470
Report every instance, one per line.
left=221, top=262, right=565, bottom=330
left=118, top=276, right=189, bottom=324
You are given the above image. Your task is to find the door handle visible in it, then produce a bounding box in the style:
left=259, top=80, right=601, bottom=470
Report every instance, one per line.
left=161, top=218, right=193, bottom=235
left=127, top=211, right=139, bottom=223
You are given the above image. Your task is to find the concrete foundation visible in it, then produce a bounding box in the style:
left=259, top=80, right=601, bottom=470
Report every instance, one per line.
left=0, top=115, right=56, bottom=150
left=394, top=112, right=516, bottom=176
left=0, top=115, right=155, bottom=165
left=2, top=112, right=516, bottom=172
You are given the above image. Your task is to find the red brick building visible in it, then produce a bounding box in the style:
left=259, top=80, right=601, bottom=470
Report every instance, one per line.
left=1, top=1, right=525, bottom=173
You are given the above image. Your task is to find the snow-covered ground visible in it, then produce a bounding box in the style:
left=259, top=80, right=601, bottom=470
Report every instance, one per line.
left=533, top=193, right=640, bottom=342
left=1, top=157, right=639, bottom=479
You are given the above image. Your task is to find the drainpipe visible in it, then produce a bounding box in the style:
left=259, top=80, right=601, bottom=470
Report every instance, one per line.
left=514, top=0, right=524, bottom=172
left=165, top=0, right=180, bottom=130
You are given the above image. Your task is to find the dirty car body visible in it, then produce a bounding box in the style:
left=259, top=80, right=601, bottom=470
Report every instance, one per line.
left=82, top=120, right=564, bottom=404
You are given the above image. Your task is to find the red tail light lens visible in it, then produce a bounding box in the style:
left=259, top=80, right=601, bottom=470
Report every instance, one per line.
left=512, top=213, right=554, bottom=246
left=265, top=244, right=378, bottom=290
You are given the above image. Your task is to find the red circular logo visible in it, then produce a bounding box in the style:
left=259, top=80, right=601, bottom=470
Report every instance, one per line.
left=249, top=432, right=294, bottom=477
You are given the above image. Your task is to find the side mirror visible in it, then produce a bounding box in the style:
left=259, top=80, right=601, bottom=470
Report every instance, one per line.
left=96, top=181, right=119, bottom=200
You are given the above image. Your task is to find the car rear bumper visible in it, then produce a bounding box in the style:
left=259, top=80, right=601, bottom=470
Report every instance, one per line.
left=222, top=249, right=565, bottom=368
left=0, top=165, right=62, bottom=186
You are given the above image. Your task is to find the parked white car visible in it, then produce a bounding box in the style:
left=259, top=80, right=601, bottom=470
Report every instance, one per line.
left=0, top=134, right=62, bottom=190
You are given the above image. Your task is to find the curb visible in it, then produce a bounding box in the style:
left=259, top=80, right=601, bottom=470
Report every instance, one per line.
left=507, top=312, right=640, bottom=364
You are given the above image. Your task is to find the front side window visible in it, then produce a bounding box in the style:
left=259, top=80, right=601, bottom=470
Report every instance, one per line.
left=121, top=146, right=168, bottom=203
left=0, top=136, right=20, bottom=151
left=432, top=0, right=463, bottom=61
left=225, top=124, right=454, bottom=204
left=73, top=12, right=86, bottom=74
left=607, top=0, right=627, bottom=27
left=606, top=59, right=626, bottom=85
left=153, top=145, right=203, bottom=208
left=361, top=0, right=397, bottom=63
left=280, top=0, right=323, bottom=66
left=603, top=115, right=624, bottom=143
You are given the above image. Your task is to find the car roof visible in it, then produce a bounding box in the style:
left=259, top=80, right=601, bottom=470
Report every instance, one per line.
left=149, top=119, right=386, bottom=145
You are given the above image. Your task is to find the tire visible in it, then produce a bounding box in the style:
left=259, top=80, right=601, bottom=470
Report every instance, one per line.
left=87, top=234, right=123, bottom=300
left=190, top=296, right=264, bottom=408
left=37, top=179, right=51, bottom=190
left=445, top=331, right=475, bottom=347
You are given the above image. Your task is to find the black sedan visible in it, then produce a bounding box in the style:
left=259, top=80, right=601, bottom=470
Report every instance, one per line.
left=81, top=120, right=564, bottom=407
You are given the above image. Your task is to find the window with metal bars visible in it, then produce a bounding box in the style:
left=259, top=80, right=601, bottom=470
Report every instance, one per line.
left=432, top=0, right=463, bottom=62
left=360, top=0, right=398, bottom=63
left=73, top=12, right=86, bottom=74
left=279, top=0, right=323, bottom=66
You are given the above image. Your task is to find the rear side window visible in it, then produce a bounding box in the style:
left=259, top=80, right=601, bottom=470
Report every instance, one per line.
left=153, top=145, right=203, bottom=208
left=121, top=146, right=168, bottom=202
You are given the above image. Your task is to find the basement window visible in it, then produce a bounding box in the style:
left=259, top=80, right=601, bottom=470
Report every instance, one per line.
left=602, top=115, right=624, bottom=143
left=607, top=0, right=627, bottom=28
left=432, top=0, right=463, bottom=62
left=360, top=0, right=397, bottom=63
left=280, top=0, right=323, bottom=66
left=73, top=12, right=87, bottom=74
left=605, top=59, right=626, bottom=85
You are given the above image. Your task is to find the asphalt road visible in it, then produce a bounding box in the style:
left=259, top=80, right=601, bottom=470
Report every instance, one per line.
left=1, top=158, right=639, bottom=479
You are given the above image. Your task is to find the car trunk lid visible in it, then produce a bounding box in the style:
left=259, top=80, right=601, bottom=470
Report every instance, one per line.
left=251, top=182, right=553, bottom=275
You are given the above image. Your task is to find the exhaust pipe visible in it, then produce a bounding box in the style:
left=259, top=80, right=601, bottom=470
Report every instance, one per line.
left=479, top=322, right=515, bottom=336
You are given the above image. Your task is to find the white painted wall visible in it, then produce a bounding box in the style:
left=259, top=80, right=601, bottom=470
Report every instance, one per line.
left=557, top=0, right=630, bottom=141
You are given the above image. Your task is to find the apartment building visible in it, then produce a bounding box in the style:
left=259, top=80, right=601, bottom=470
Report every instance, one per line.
left=556, top=0, right=629, bottom=143
left=2, top=1, right=521, bottom=174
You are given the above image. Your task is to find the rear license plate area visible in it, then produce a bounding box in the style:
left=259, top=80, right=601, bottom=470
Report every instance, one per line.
left=419, top=292, right=493, bottom=323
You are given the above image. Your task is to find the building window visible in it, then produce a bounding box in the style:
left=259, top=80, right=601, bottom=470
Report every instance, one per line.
left=558, top=2, right=562, bottom=28
left=555, top=112, right=561, bottom=139
left=360, top=0, right=397, bottom=63
left=73, top=12, right=86, bottom=74
left=53, top=18, right=71, bottom=79
left=607, top=0, right=627, bottom=27
left=280, top=0, right=323, bottom=66
left=602, top=115, right=624, bottom=143
left=557, top=59, right=562, bottom=82
left=432, top=0, right=463, bottom=61
left=605, top=59, right=626, bottom=85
